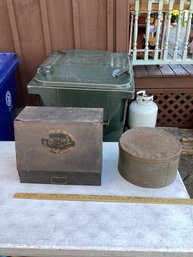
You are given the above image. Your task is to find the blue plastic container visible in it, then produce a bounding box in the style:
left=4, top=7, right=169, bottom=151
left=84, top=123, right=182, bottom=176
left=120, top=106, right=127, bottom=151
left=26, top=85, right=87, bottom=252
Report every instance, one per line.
left=0, top=52, right=19, bottom=140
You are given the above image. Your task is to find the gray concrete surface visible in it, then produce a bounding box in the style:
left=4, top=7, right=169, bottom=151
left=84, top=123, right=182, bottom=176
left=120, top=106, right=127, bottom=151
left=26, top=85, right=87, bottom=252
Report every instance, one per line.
left=179, top=154, right=193, bottom=198
left=1, top=142, right=193, bottom=257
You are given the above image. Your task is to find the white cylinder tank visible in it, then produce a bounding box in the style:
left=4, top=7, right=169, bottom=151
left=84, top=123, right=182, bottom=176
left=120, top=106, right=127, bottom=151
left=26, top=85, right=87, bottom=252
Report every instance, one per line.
left=128, top=90, right=158, bottom=128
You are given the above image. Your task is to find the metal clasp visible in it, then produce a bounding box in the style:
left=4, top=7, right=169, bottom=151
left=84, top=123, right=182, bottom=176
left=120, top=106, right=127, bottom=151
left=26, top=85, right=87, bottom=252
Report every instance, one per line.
left=112, top=69, right=129, bottom=79
left=37, top=65, right=54, bottom=76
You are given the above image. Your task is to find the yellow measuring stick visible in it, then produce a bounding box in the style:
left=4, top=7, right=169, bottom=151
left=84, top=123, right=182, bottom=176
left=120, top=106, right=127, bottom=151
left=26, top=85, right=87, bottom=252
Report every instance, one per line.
left=14, top=193, right=193, bottom=205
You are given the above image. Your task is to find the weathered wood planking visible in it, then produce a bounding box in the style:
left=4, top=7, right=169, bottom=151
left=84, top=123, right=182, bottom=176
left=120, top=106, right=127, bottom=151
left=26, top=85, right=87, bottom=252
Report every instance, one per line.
left=0, top=0, right=130, bottom=106
left=134, top=64, right=193, bottom=78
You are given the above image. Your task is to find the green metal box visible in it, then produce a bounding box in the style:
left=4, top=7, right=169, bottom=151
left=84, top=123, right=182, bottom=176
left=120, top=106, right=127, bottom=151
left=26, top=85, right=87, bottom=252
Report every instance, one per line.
left=27, top=50, right=135, bottom=141
left=14, top=106, right=103, bottom=186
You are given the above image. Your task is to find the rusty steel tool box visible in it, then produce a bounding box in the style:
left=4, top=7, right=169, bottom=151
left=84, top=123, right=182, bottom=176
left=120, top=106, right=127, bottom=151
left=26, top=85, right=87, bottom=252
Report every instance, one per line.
left=14, top=106, right=103, bottom=186
left=27, top=50, right=135, bottom=142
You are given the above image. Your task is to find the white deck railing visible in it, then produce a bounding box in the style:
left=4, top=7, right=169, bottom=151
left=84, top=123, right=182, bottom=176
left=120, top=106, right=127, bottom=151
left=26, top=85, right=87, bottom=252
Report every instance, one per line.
left=129, top=0, right=193, bottom=65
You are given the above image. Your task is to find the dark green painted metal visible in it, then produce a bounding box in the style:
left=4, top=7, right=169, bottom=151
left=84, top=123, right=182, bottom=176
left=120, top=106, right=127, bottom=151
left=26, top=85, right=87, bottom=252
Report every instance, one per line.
left=27, top=50, right=135, bottom=141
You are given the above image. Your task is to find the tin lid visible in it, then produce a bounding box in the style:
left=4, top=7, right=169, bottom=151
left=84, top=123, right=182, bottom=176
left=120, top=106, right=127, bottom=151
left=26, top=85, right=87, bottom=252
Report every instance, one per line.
left=15, top=106, right=103, bottom=124
left=119, top=127, right=182, bottom=163
left=0, top=52, right=19, bottom=84
left=32, top=50, right=133, bottom=92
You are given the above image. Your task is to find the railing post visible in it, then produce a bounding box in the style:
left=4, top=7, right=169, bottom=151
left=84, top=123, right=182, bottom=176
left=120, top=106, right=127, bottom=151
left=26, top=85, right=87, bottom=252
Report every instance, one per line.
left=183, top=0, right=193, bottom=61
left=154, top=0, right=164, bottom=61
left=144, top=0, right=152, bottom=61
left=173, top=0, right=185, bottom=61
left=163, top=0, right=175, bottom=61
left=133, top=0, right=140, bottom=61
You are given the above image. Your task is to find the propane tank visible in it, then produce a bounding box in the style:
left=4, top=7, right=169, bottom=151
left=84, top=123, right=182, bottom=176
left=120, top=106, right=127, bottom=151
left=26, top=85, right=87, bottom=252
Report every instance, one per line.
left=128, top=90, right=158, bottom=128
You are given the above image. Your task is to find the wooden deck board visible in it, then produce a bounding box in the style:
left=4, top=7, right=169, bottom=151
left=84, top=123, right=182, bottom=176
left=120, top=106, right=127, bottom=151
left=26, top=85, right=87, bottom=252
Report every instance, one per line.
left=181, top=65, right=193, bottom=76
left=159, top=65, right=177, bottom=77
left=146, top=65, right=162, bottom=77
left=169, top=64, right=190, bottom=76
left=134, top=64, right=193, bottom=90
left=133, top=65, right=148, bottom=77
left=133, top=64, right=193, bottom=78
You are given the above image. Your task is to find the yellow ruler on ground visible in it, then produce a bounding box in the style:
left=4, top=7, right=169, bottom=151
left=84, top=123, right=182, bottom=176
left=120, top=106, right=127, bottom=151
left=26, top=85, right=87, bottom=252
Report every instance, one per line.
left=14, top=193, right=193, bottom=205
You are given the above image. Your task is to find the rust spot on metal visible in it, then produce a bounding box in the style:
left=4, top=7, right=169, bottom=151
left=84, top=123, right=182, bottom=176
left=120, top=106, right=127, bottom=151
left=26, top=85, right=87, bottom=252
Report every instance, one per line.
left=41, top=129, right=75, bottom=153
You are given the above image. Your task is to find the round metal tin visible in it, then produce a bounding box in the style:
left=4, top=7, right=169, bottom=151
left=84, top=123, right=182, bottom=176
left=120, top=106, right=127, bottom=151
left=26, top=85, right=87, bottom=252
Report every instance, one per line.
left=118, top=127, right=182, bottom=188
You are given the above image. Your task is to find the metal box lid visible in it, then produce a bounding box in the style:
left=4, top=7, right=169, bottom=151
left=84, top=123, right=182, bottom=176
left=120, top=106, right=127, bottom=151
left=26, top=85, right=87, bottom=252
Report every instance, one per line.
left=32, top=50, right=134, bottom=92
left=15, top=106, right=103, bottom=124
